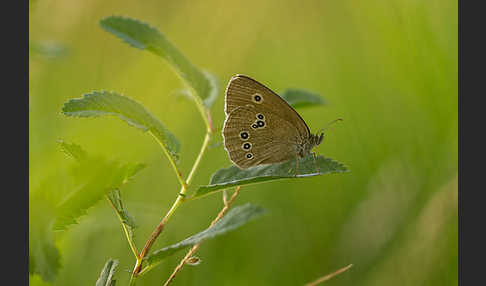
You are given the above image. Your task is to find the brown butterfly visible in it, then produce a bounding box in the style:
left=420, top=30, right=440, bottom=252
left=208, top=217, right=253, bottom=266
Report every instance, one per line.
left=222, top=74, right=326, bottom=170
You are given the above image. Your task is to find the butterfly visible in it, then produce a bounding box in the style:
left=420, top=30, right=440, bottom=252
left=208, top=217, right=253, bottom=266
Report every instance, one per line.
left=222, top=74, right=325, bottom=171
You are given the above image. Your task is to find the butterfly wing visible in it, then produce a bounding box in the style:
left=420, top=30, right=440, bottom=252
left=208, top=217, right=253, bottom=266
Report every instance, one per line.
left=223, top=105, right=301, bottom=169
left=225, top=74, right=310, bottom=138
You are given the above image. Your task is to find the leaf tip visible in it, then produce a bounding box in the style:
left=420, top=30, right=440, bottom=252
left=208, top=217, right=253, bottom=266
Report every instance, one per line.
left=99, top=15, right=159, bottom=50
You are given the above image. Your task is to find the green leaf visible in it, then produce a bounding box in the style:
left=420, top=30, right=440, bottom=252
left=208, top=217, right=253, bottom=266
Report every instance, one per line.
left=201, top=70, right=219, bottom=107
left=193, top=155, right=348, bottom=199
left=145, top=204, right=264, bottom=267
left=279, top=88, right=326, bottom=108
left=54, top=159, right=146, bottom=231
left=58, top=139, right=87, bottom=161
left=62, top=90, right=180, bottom=162
left=119, top=162, right=147, bottom=185
left=29, top=190, right=61, bottom=282
left=53, top=140, right=145, bottom=231
left=29, top=235, right=61, bottom=282
left=95, top=258, right=119, bottom=286
left=100, top=16, right=219, bottom=108
left=107, top=189, right=137, bottom=240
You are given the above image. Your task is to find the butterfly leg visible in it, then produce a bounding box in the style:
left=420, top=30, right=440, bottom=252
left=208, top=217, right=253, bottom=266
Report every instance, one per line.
left=295, top=155, right=299, bottom=177
left=312, top=152, right=320, bottom=174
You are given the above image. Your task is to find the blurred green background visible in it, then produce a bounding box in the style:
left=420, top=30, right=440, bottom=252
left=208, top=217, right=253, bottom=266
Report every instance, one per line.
left=29, top=0, right=457, bottom=285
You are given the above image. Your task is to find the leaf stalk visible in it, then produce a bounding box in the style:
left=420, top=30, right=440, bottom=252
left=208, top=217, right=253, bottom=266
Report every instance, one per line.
left=106, top=193, right=139, bottom=259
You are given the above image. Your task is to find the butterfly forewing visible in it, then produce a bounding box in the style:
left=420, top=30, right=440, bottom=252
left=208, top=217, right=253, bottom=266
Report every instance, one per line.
left=223, top=105, right=300, bottom=169
left=225, top=74, right=310, bottom=137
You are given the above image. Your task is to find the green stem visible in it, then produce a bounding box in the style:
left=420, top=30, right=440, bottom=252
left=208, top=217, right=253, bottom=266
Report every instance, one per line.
left=186, top=132, right=211, bottom=185
left=149, top=132, right=187, bottom=189
left=132, top=123, right=213, bottom=278
left=121, top=222, right=138, bottom=258
left=128, top=95, right=214, bottom=285
left=129, top=260, right=141, bottom=286
left=194, top=97, right=213, bottom=133
left=105, top=193, right=139, bottom=259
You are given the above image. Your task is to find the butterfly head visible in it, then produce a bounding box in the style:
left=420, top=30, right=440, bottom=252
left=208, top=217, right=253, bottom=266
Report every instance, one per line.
left=298, top=133, right=324, bottom=158
left=314, top=118, right=343, bottom=147
left=310, top=132, right=325, bottom=149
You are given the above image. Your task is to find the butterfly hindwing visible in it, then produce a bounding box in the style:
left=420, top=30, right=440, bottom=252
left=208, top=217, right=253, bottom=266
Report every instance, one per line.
left=223, top=105, right=301, bottom=169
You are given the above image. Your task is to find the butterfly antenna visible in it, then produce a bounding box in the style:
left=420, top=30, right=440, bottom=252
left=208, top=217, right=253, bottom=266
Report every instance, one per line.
left=316, top=118, right=343, bottom=134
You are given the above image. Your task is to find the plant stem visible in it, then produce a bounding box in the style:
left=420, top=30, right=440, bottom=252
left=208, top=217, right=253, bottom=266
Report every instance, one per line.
left=186, top=132, right=211, bottom=185
left=129, top=97, right=214, bottom=284
left=194, top=97, right=214, bottom=133
left=148, top=100, right=213, bottom=188
left=129, top=261, right=141, bottom=286
left=163, top=187, right=241, bottom=286
left=105, top=193, right=139, bottom=259
left=136, top=193, right=182, bottom=265
left=149, top=132, right=187, bottom=189
left=132, top=127, right=213, bottom=277
left=304, top=264, right=353, bottom=286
